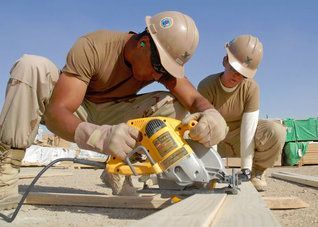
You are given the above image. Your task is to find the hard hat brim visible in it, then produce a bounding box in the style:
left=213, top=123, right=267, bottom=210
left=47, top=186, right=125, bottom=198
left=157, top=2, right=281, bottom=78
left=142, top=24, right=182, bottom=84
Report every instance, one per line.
left=145, top=16, right=184, bottom=78
left=225, top=45, right=257, bottom=79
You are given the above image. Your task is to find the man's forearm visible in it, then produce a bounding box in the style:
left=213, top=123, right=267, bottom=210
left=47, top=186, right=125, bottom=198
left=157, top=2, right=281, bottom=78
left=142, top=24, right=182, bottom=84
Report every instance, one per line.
left=240, top=110, right=259, bottom=170
left=44, top=108, right=82, bottom=142
left=168, top=77, right=214, bottom=113
left=43, top=72, right=88, bottom=142
left=189, top=96, right=214, bottom=113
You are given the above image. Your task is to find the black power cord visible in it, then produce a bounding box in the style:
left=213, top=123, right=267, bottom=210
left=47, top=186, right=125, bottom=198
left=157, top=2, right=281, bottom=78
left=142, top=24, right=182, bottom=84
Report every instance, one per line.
left=0, top=157, right=105, bottom=223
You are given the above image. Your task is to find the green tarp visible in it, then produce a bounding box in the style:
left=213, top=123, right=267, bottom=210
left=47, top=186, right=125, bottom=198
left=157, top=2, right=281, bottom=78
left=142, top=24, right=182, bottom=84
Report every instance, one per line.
left=283, top=118, right=318, bottom=142
left=283, top=141, right=309, bottom=166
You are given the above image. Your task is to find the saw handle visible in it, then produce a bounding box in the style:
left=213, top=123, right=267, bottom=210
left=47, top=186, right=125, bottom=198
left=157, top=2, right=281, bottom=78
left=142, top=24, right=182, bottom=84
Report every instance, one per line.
left=178, top=120, right=198, bottom=136
left=125, top=146, right=162, bottom=176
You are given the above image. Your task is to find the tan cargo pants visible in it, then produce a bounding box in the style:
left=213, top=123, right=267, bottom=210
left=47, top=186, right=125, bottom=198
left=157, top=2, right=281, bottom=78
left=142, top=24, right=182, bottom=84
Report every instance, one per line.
left=218, top=120, right=286, bottom=171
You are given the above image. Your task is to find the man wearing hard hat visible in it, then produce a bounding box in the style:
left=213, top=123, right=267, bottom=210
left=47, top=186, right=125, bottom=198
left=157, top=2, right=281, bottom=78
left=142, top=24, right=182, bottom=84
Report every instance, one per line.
left=0, top=11, right=229, bottom=209
left=198, top=35, right=286, bottom=191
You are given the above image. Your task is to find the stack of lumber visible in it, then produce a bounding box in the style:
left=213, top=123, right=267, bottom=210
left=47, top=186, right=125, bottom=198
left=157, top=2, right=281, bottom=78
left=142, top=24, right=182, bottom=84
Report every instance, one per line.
left=299, top=142, right=318, bottom=165
left=282, top=117, right=318, bottom=166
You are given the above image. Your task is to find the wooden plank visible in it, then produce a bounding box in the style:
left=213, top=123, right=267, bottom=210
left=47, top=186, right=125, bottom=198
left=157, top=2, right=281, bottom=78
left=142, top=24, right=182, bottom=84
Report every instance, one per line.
left=308, top=142, right=318, bottom=150
left=210, top=182, right=281, bottom=227
left=226, top=156, right=281, bottom=167
left=263, top=196, right=309, bottom=210
left=129, top=193, right=226, bottom=227
left=271, top=172, right=318, bottom=188
left=226, top=157, right=241, bottom=167
left=20, top=170, right=73, bottom=179
left=301, top=151, right=318, bottom=165
left=300, top=142, right=318, bottom=165
left=24, top=192, right=171, bottom=209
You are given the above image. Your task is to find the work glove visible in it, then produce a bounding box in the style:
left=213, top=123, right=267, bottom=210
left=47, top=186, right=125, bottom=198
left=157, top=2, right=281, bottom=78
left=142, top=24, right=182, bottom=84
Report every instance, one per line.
left=238, top=168, right=252, bottom=182
left=74, top=122, right=140, bottom=160
left=182, top=108, right=229, bottom=148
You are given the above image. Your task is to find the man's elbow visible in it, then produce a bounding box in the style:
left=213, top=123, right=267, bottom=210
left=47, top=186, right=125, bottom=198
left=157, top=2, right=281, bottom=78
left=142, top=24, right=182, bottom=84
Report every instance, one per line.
left=43, top=104, right=60, bottom=131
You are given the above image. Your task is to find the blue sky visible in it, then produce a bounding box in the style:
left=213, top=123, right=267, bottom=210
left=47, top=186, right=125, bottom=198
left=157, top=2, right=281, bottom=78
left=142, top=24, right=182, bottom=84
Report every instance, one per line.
left=0, top=1, right=317, bottom=120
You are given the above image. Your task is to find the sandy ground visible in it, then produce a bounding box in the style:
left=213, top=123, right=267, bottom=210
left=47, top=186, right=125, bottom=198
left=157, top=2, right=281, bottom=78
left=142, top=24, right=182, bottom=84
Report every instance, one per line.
left=264, top=166, right=318, bottom=227
left=0, top=165, right=317, bottom=227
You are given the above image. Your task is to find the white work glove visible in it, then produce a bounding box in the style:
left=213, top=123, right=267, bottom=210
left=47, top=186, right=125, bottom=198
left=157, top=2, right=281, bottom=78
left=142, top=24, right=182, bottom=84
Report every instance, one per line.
left=74, top=122, right=140, bottom=160
left=182, top=108, right=229, bottom=148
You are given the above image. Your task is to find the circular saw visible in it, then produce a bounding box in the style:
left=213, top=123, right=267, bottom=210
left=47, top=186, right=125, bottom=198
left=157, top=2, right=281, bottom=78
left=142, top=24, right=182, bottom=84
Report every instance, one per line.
left=106, top=117, right=242, bottom=194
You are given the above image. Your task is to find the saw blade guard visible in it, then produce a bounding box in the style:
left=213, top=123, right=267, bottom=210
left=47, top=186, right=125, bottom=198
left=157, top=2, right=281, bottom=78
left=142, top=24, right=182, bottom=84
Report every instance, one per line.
left=160, top=140, right=227, bottom=187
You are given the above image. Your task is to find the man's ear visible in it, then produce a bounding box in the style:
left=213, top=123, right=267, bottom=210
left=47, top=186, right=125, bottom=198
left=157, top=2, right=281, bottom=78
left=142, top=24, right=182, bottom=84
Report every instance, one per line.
left=138, top=35, right=150, bottom=49
left=222, top=55, right=228, bottom=67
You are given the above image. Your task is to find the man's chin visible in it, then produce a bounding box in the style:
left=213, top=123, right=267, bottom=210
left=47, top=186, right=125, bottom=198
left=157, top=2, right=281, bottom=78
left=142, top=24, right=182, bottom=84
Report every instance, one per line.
left=132, top=74, right=143, bottom=81
left=133, top=74, right=152, bottom=82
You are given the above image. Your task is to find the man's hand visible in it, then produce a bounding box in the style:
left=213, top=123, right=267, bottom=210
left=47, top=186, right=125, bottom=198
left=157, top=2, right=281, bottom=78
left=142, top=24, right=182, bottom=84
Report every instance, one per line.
left=182, top=108, right=229, bottom=147
left=106, top=124, right=141, bottom=159
left=74, top=122, right=140, bottom=160
left=238, top=168, right=251, bottom=182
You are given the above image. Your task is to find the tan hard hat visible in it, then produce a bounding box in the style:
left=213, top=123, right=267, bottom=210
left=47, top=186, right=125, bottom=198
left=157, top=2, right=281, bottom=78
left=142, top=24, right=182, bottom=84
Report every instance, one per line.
left=145, top=11, right=199, bottom=78
left=225, top=34, right=263, bottom=78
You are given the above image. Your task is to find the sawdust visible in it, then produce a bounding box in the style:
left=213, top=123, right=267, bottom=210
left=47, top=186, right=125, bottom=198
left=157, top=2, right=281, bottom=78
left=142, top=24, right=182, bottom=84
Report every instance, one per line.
left=0, top=165, right=317, bottom=226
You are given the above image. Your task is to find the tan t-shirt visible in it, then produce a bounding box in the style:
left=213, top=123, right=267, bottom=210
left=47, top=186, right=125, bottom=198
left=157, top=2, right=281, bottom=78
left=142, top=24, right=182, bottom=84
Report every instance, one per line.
left=62, top=30, right=154, bottom=103
left=198, top=73, right=259, bottom=132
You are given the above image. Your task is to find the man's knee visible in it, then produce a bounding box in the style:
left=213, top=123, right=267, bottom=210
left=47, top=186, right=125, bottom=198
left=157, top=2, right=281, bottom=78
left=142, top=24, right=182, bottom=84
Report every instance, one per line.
left=10, top=54, right=59, bottom=88
left=265, top=121, right=286, bottom=143
left=272, top=122, right=286, bottom=144
left=255, top=120, right=286, bottom=149
left=11, top=54, right=56, bottom=72
left=146, top=91, right=187, bottom=120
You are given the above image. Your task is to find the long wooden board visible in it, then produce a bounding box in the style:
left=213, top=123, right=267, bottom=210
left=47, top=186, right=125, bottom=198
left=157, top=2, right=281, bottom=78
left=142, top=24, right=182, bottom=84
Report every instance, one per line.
left=24, top=183, right=281, bottom=226
left=271, top=172, right=318, bottom=188
left=211, top=182, right=281, bottom=227
left=130, top=182, right=280, bottom=227
left=25, top=192, right=171, bottom=209
left=129, top=193, right=226, bottom=227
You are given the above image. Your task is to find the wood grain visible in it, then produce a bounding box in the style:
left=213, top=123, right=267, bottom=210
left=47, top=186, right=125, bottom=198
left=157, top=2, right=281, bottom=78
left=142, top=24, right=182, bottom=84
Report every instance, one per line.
left=25, top=192, right=171, bottom=209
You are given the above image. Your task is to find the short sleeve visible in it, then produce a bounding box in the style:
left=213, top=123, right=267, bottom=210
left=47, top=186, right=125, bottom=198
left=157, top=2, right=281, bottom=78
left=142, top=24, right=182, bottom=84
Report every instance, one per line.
left=244, top=81, right=260, bottom=113
left=197, top=76, right=214, bottom=104
left=62, top=37, right=97, bottom=84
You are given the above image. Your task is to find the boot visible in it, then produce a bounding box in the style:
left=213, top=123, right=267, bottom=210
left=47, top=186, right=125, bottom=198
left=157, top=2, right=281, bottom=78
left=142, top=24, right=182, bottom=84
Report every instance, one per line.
left=251, top=168, right=267, bottom=191
left=100, top=171, right=137, bottom=196
left=0, top=144, right=25, bottom=210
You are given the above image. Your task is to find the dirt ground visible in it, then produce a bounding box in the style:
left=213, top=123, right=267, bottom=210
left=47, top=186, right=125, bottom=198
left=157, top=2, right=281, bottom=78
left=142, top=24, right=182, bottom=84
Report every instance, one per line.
left=264, top=166, right=318, bottom=227
left=0, top=165, right=317, bottom=227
